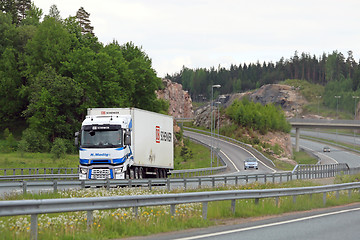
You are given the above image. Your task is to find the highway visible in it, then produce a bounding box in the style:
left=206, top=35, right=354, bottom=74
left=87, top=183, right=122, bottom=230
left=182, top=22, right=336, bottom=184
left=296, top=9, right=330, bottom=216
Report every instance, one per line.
left=184, top=130, right=276, bottom=174
left=138, top=203, right=360, bottom=240
left=298, top=129, right=360, bottom=146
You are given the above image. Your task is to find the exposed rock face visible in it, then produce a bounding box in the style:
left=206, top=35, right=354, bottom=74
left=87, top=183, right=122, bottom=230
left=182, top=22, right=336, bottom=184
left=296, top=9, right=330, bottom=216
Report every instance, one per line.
left=222, top=84, right=307, bottom=118
left=156, top=79, right=194, bottom=118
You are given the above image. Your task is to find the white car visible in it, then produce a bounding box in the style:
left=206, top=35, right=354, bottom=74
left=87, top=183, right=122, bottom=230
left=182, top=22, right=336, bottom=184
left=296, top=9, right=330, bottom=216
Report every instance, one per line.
left=244, top=157, right=259, bottom=170
left=323, top=146, right=331, bottom=152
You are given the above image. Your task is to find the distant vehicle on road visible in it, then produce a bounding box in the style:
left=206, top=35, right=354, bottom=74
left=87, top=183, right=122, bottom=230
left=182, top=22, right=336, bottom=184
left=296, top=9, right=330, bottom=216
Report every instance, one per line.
left=244, top=157, right=258, bottom=170
left=323, top=146, right=331, bottom=152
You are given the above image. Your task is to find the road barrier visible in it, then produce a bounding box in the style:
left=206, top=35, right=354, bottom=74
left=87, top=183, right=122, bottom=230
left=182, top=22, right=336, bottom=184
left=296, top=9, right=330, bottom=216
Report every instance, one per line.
left=1, top=181, right=360, bottom=240
left=2, top=163, right=360, bottom=195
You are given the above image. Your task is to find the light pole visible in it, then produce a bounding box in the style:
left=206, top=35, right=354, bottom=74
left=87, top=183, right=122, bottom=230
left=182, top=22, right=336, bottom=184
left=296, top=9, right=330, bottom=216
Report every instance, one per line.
left=211, top=84, right=221, bottom=168
left=316, top=95, right=322, bottom=116
left=352, top=96, right=359, bottom=146
left=316, top=95, right=322, bottom=137
left=335, top=96, right=341, bottom=142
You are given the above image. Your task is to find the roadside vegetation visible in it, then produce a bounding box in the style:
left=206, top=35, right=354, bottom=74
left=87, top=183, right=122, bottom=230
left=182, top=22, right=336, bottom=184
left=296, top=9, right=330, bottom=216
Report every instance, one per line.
left=1, top=175, right=359, bottom=239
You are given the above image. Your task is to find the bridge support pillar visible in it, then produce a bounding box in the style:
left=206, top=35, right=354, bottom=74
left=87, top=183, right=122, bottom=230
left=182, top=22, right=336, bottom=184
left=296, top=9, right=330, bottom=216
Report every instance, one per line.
left=295, top=127, right=300, bottom=152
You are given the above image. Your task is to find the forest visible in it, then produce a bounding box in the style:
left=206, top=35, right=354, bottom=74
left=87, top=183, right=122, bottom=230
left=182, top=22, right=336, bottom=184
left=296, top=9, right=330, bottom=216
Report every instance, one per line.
left=0, top=1, right=168, bottom=152
left=167, top=51, right=360, bottom=114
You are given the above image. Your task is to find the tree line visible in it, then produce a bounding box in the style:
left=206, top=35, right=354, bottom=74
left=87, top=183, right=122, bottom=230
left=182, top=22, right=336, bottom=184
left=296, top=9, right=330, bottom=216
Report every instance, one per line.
left=0, top=2, right=167, bottom=152
left=167, top=51, right=360, bottom=107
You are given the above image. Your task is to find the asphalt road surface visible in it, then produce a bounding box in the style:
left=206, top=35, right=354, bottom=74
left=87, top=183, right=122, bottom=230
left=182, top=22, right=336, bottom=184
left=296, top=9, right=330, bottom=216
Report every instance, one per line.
left=132, top=203, right=360, bottom=240
left=184, top=130, right=276, bottom=174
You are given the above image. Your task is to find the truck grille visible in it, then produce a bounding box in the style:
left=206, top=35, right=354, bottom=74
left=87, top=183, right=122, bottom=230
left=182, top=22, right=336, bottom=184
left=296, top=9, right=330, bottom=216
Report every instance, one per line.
left=91, top=169, right=110, bottom=179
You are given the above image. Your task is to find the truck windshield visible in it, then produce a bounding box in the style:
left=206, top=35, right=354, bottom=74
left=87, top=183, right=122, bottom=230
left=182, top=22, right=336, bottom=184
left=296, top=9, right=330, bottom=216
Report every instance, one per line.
left=81, top=129, right=123, bottom=148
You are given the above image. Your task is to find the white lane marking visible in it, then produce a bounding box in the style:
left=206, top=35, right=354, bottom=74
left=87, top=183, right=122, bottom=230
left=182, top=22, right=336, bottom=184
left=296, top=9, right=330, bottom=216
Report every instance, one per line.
left=217, top=137, right=277, bottom=173
left=186, top=131, right=276, bottom=173
left=173, top=207, right=360, bottom=240
left=220, top=150, right=240, bottom=172
left=300, top=145, right=338, bottom=164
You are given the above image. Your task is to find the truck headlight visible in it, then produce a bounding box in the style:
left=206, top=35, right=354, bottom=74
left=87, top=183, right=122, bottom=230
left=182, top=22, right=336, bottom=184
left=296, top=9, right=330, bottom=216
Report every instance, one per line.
left=114, top=168, right=123, bottom=174
left=80, top=168, right=87, bottom=174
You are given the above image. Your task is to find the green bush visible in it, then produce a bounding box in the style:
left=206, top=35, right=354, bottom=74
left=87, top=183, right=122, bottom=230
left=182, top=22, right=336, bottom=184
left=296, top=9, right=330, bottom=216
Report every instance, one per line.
left=17, top=128, right=50, bottom=153
left=226, top=97, right=291, bottom=134
left=0, top=128, right=18, bottom=153
left=51, top=138, right=68, bottom=159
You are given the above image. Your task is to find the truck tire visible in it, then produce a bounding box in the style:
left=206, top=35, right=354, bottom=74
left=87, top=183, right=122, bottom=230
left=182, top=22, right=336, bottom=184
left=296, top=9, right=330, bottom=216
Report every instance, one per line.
left=130, top=168, right=135, bottom=179
left=138, top=167, right=144, bottom=179
left=134, top=167, right=139, bottom=179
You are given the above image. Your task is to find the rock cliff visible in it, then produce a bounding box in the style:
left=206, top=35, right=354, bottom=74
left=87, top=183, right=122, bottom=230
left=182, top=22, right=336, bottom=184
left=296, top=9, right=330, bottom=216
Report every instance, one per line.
left=156, top=79, right=194, bottom=118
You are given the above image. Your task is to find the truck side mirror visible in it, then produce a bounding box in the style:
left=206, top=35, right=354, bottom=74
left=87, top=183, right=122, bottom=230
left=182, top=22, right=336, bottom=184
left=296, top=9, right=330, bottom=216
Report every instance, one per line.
left=124, top=131, right=131, bottom=145
left=74, top=132, right=79, bottom=146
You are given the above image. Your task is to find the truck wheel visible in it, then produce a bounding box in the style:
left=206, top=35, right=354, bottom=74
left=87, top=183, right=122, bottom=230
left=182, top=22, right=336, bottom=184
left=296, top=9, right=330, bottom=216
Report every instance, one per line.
left=134, top=167, right=139, bottom=179
left=138, top=167, right=144, bottom=179
left=130, top=168, right=135, bottom=179
left=125, top=169, right=130, bottom=179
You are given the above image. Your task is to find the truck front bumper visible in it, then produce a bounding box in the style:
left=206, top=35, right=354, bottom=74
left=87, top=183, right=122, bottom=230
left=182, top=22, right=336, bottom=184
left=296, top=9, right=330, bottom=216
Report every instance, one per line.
left=79, top=165, right=125, bottom=180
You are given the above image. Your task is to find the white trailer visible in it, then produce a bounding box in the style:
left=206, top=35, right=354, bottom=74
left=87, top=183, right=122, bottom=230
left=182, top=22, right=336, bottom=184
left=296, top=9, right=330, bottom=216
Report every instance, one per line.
left=76, top=108, right=173, bottom=180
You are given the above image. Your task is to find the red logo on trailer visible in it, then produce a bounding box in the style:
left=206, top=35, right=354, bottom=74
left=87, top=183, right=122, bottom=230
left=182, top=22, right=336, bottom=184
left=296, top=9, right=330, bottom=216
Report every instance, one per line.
left=101, top=111, right=106, bottom=115
left=156, top=126, right=160, bottom=143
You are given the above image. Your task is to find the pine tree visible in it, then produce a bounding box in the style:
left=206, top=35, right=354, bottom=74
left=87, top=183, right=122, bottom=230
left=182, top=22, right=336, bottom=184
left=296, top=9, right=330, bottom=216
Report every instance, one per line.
left=76, top=7, right=94, bottom=35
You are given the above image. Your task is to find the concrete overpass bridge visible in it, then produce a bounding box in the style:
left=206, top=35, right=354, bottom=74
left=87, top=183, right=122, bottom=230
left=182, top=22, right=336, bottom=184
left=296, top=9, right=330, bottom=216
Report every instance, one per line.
left=176, top=118, right=360, bottom=152
left=289, top=118, right=360, bottom=151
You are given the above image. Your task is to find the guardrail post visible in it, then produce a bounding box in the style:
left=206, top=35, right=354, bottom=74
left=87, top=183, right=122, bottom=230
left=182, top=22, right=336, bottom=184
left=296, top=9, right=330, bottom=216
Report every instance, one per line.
left=246, top=175, right=248, bottom=184
left=30, top=214, right=38, bottom=240
left=235, top=175, right=238, bottom=186
left=224, top=176, right=227, bottom=186
left=198, top=178, right=202, bottom=188
left=336, top=190, right=339, bottom=199
left=293, top=196, right=296, bottom=204
left=81, top=180, right=85, bottom=189
left=170, top=204, right=176, bottom=216
left=87, top=210, right=93, bottom=230
left=212, top=177, right=215, bottom=188
left=255, top=175, right=258, bottom=182
left=348, top=189, right=352, bottom=199
left=272, top=174, right=275, bottom=183
left=202, top=202, right=208, bottom=219
left=275, top=197, right=279, bottom=207
left=128, top=179, right=132, bottom=188
left=264, top=174, right=267, bottom=183
left=22, top=181, right=27, bottom=194
left=106, top=179, right=110, bottom=190
left=254, top=198, right=259, bottom=205
left=53, top=180, right=58, bottom=193
left=148, top=179, right=152, bottom=191
left=323, top=192, right=327, bottom=206
left=133, top=206, right=138, bottom=217
left=231, top=199, right=236, bottom=215
left=184, top=178, right=187, bottom=190
left=167, top=178, right=171, bottom=191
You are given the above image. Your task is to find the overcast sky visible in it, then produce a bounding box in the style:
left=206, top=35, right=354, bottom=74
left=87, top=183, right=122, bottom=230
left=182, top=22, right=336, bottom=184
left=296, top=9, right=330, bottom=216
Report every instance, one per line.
left=33, top=0, right=360, bottom=77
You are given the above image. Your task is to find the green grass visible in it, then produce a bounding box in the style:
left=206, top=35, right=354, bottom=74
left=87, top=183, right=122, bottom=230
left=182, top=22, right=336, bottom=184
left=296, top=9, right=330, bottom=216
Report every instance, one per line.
left=174, top=138, right=212, bottom=169
left=1, top=176, right=360, bottom=239
left=0, top=152, right=78, bottom=169
left=293, top=149, right=318, bottom=165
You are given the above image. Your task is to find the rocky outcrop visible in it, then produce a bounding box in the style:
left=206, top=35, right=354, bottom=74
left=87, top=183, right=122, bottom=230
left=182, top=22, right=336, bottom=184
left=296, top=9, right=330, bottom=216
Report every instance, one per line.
left=222, top=84, right=307, bottom=118
left=156, top=79, right=194, bottom=118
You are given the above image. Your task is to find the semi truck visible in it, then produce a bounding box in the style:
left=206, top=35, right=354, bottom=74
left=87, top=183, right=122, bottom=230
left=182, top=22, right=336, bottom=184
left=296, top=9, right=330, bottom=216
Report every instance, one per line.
left=75, top=108, right=174, bottom=180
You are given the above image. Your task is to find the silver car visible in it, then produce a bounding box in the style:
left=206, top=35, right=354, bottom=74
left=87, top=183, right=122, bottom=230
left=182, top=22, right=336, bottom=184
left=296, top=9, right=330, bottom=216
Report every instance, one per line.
left=244, top=157, right=258, bottom=170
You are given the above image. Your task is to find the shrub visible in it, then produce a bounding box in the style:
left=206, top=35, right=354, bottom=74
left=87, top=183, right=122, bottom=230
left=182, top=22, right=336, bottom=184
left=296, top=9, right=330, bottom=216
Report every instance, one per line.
left=17, top=128, right=50, bottom=153
left=0, top=128, right=18, bottom=153
left=51, top=138, right=68, bottom=159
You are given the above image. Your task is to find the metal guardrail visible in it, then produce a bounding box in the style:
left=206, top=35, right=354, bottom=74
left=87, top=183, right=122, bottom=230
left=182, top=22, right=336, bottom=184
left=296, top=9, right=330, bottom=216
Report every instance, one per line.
left=2, top=163, right=360, bottom=195
left=1, top=181, right=360, bottom=240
